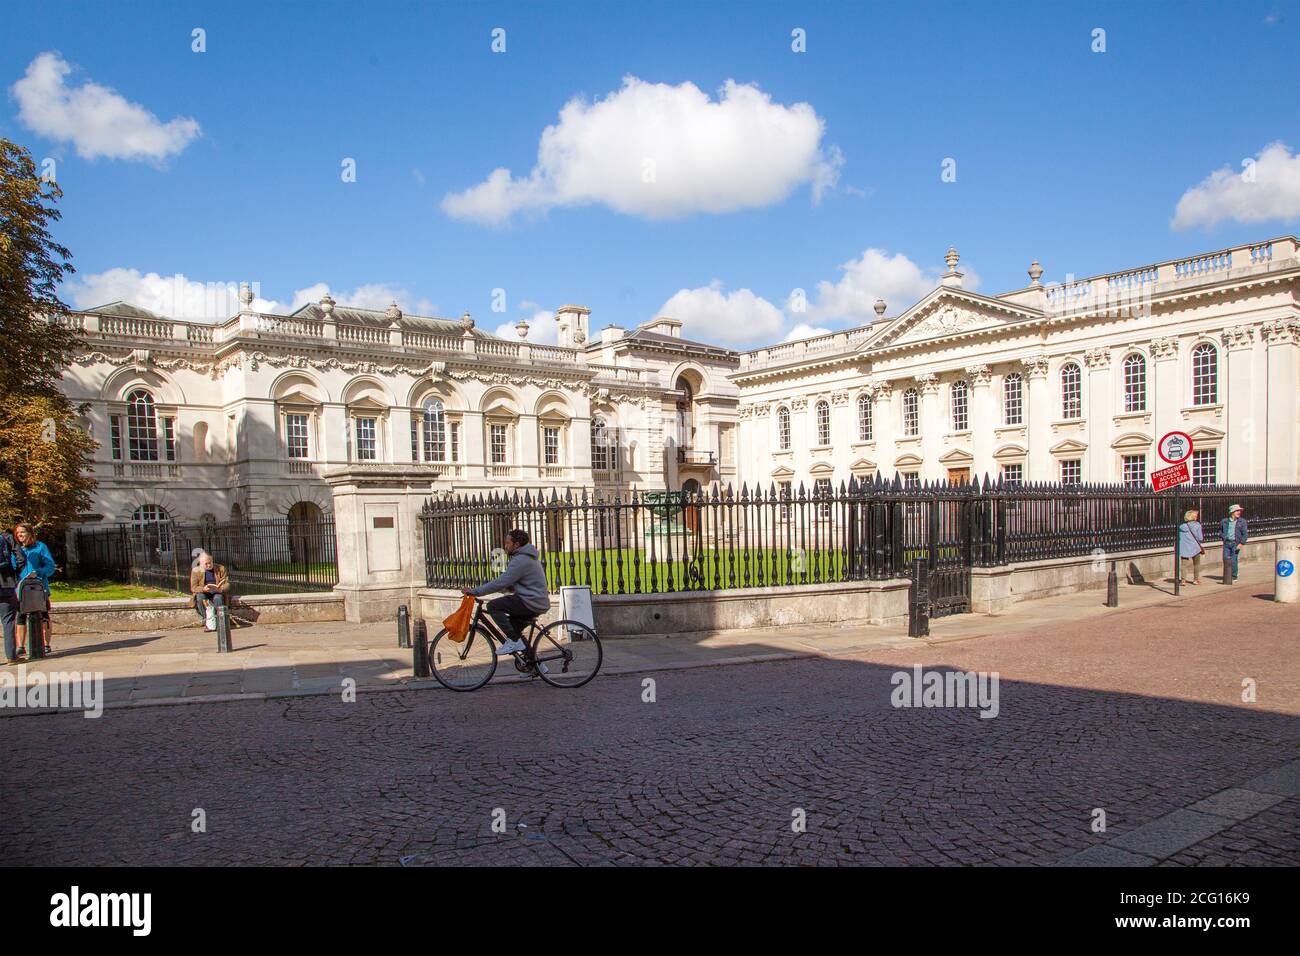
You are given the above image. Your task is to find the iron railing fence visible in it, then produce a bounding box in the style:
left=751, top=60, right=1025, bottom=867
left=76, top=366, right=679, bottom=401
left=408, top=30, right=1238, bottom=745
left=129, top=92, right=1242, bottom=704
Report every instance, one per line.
left=73, top=517, right=339, bottom=595
left=419, top=477, right=1300, bottom=596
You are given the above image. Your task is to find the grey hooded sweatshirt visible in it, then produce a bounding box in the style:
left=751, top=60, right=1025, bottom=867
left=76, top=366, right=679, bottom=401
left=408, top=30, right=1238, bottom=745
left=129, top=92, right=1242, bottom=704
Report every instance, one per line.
left=468, top=544, right=550, bottom=612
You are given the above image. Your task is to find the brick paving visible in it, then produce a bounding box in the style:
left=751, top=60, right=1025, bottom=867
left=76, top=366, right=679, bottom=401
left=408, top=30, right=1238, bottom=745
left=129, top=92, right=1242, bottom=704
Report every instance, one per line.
left=0, top=578, right=1295, bottom=866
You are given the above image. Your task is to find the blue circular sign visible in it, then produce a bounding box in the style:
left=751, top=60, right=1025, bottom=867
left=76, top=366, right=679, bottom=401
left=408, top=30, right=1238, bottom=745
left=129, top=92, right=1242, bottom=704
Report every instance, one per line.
left=1278, top=560, right=1295, bottom=578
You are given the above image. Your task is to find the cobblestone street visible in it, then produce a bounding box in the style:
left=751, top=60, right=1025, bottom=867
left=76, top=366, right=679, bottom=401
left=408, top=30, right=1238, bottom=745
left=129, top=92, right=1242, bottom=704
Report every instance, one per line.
left=2, top=581, right=1296, bottom=866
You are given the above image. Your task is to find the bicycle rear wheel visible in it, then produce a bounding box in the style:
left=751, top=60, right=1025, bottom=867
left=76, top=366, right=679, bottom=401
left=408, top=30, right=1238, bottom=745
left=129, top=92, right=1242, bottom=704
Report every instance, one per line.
left=429, top=625, right=497, bottom=691
left=531, top=619, right=601, bottom=688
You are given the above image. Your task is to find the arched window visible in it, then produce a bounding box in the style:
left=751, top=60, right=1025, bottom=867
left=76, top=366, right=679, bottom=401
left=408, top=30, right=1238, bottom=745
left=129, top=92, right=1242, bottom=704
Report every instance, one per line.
left=1123, top=353, right=1147, bottom=413
left=126, top=389, right=159, bottom=461
left=1060, top=363, right=1082, bottom=420
left=857, top=394, right=872, bottom=442
left=1192, top=343, right=1218, bottom=405
left=777, top=406, right=791, bottom=450
left=420, top=398, right=446, bottom=462
left=591, top=416, right=610, bottom=472
left=131, top=503, right=172, bottom=553
left=902, top=388, right=919, bottom=436
left=1004, top=373, right=1023, bottom=425
left=951, top=380, right=969, bottom=432
left=815, top=400, right=831, bottom=446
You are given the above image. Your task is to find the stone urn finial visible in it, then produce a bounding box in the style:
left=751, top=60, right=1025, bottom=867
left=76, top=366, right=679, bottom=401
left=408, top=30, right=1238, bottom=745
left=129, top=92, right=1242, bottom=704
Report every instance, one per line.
left=515, top=319, right=530, bottom=339
left=873, top=298, right=887, bottom=319
left=386, top=300, right=402, bottom=323
left=944, top=246, right=960, bottom=271
left=1028, top=260, right=1043, bottom=286
left=460, top=311, right=475, bottom=331
left=238, top=282, right=254, bottom=308
left=319, top=292, right=336, bottom=316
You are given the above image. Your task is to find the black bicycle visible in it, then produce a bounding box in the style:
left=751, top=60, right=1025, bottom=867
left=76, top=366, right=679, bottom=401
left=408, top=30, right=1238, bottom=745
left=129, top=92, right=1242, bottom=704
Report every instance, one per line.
left=428, top=597, right=602, bottom=692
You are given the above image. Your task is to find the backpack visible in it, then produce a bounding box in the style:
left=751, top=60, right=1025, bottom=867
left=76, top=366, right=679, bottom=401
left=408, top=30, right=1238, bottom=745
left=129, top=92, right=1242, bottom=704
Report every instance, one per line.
left=0, top=534, right=24, bottom=590
left=17, top=576, right=48, bottom=615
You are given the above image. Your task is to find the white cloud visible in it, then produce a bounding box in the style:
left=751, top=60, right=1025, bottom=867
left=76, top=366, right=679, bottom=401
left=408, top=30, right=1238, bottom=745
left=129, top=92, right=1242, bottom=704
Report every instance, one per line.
left=799, top=248, right=977, bottom=323
left=1172, top=142, right=1300, bottom=230
left=494, top=309, right=558, bottom=344
left=782, top=322, right=833, bottom=342
left=11, top=52, right=200, bottom=162
left=654, top=280, right=785, bottom=345
left=67, top=269, right=435, bottom=321
left=442, top=76, right=841, bottom=225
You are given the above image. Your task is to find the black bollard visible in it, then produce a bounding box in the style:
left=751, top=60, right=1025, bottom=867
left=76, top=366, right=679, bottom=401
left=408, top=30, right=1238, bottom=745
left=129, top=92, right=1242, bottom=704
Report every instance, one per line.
left=413, top=618, right=431, bottom=678
left=907, top=561, right=930, bottom=638
left=397, top=604, right=411, bottom=649
left=26, top=612, right=45, bottom=660
left=1106, top=560, right=1119, bottom=607
left=215, top=603, right=232, bottom=653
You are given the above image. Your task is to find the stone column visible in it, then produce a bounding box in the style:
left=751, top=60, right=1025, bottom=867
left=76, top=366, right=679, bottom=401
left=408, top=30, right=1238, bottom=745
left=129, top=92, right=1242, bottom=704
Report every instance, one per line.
left=1150, top=336, right=1181, bottom=457
left=915, top=373, right=942, bottom=481
left=1084, top=347, right=1113, bottom=481
left=1222, top=325, right=1258, bottom=482
left=871, top=381, right=895, bottom=481
left=966, top=364, right=993, bottom=482
left=1262, top=320, right=1300, bottom=483
left=1023, top=356, right=1051, bottom=481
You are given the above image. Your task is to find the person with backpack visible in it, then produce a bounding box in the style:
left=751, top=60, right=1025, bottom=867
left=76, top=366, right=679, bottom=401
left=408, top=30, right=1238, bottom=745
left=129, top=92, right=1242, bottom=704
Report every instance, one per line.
left=14, top=523, right=55, bottom=658
left=0, top=527, right=26, bottom=663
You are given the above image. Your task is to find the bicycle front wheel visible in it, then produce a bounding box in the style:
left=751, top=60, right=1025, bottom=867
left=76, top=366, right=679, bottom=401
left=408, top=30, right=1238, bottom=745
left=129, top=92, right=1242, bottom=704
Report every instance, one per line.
left=430, top=625, right=497, bottom=691
left=532, top=619, right=602, bottom=688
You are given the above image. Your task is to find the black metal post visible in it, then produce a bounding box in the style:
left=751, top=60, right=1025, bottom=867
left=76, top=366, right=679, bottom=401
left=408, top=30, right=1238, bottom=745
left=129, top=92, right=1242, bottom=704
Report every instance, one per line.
left=397, top=604, right=411, bottom=648
left=1106, top=559, right=1118, bottom=607
left=413, top=618, right=430, bottom=678
left=908, top=560, right=930, bottom=638
left=1173, top=489, right=1181, bottom=596
left=26, top=611, right=45, bottom=660
left=215, top=602, right=232, bottom=653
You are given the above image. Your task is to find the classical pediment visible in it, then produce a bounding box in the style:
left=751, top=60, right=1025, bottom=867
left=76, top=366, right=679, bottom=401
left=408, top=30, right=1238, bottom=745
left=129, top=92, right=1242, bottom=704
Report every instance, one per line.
left=771, top=465, right=796, bottom=479
left=849, top=457, right=876, bottom=473
left=993, top=443, right=1027, bottom=461
left=1111, top=431, right=1153, bottom=450
left=939, top=448, right=974, bottom=465
left=864, top=288, right=1043, bottom=352
left=1050, top=438, right=1088, bottom=455
left=894, top=452, right=924, bottom=467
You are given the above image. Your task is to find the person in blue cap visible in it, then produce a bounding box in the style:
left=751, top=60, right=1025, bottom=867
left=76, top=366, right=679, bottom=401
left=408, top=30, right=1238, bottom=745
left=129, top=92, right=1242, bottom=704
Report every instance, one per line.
left=1220, top=504, right=1248, bottom=583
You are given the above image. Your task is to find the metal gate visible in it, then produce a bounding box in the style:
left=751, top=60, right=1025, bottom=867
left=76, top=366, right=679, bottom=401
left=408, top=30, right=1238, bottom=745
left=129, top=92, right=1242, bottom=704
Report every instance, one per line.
left=906, top=492, right=973, bottom=635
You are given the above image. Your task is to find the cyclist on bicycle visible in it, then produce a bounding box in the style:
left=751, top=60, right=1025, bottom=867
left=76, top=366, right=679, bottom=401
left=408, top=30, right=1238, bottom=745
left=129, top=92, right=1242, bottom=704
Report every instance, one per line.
left=461, top=529, right=549, bottom=656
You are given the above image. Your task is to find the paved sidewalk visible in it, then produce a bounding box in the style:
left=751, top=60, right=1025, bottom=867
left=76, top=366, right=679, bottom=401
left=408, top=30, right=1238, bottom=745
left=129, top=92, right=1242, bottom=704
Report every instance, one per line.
left=4, top=560, right=1286, bottom=712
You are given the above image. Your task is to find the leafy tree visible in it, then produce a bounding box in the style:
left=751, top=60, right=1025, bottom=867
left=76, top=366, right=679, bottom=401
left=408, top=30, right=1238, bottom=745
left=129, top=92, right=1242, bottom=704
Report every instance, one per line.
left=0, top=138, right=95, bottom=529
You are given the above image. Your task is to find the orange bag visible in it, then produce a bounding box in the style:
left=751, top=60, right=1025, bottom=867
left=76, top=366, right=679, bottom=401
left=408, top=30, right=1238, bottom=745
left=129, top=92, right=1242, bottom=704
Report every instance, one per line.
left=442, top=594, right=475, bottom=643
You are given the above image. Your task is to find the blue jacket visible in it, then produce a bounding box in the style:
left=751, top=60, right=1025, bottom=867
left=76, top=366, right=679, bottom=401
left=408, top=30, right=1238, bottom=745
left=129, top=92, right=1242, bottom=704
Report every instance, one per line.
left=18, top=541, right=55, bottom=589
left=1220, top=516, right=1248, bottom=547
left=1177, top=521, right=1204, bottom=558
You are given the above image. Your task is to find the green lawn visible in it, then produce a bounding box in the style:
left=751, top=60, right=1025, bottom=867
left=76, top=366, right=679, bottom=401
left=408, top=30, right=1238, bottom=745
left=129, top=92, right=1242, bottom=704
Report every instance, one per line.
left=50, top=579, right=180, bottom=602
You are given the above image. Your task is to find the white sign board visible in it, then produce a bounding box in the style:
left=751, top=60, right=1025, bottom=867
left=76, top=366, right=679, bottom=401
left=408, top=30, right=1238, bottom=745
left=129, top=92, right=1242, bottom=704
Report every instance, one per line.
left=558, top=586, right=595, bottom=640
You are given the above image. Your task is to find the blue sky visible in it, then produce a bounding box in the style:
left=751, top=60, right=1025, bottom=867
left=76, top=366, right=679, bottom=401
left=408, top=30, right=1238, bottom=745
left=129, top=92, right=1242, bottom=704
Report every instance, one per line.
left=3, top=0, right=1298, bottom=346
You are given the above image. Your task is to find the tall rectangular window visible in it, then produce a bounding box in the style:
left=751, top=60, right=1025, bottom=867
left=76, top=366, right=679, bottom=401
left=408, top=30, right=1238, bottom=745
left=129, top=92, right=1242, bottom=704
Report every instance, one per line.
left=1123, top=353, right=1147, bottom=413
left=1191, top=449, right=1217, bottom=485
left=1122, top=454, right=1146, bottom=488
left=449, top=422, right=460, bottom=462
left=355, top=417, right=377, bottom=461
left=779, top=480, right=792, bottom=519
left=162, top=417, right=176, bottom=462
left=857, top=394, right=872, bottom=441
left=902, top=389, right=919, bottom=436
left=1003, top=374, right=1023, bottom=426
left=286, top=413, right=309, bottom=459
left=1060, top=459, right=1082, bottom=485
left=490, top=424, right=507, bottom=464
left=951, top=381, right=969, bottom=432
left=109, top=415, right=123, bottom=460
left=814, top=477, right=832, bottom=517
left=543, top=426, right=560, bottom=465
left=1192, top=344, right=1218, bottom=406
left=1060, top=363, right=1082, bottom=420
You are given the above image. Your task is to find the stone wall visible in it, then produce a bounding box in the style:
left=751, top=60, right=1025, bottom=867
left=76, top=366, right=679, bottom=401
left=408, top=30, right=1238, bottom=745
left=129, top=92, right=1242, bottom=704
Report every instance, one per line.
left=52, top=591, right=345, bottom=634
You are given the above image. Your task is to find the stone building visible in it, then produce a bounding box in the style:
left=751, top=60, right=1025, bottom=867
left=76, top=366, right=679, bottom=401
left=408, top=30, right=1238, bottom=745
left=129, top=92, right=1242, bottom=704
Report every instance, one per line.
left=58, top=233, right=1300, bottom=540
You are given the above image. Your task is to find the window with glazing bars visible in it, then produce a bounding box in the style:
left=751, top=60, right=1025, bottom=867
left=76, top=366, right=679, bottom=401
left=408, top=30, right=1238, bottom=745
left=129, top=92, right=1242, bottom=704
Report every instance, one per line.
left=355, top=417, right=377, bottom=461
left=1061, top=364, right=1082, bottom=419
left=815, top=401, right=831, bottom=446
left=1122, top=454, right=1146, bottom=487
left=902, top=389, right=919, bottom=436
left=951, top=381, right=968, bottom=431
left=1003, top=373, right=1023, bottom=425
left=126, top=389, right=159, bottom=461
left=1191, top=449, right=1217, bottom=485
left=1123, top=353, right=1146, bottom=412
left=1192, top=344, right=1218, bottom=405
left=857, top=394, right=872, bottom=441
left=490, top=424, right=507, bottom=464
left=543, top=426, right=560, bottom=465
left=286, top=413, right=309, bottom=459
left=422, top=399, right=446, bottom=461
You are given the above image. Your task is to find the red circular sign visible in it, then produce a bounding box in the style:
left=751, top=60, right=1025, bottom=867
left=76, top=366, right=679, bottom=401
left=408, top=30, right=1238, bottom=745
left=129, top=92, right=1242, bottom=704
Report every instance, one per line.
left=1157, top=431, right=1193, bottom=465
